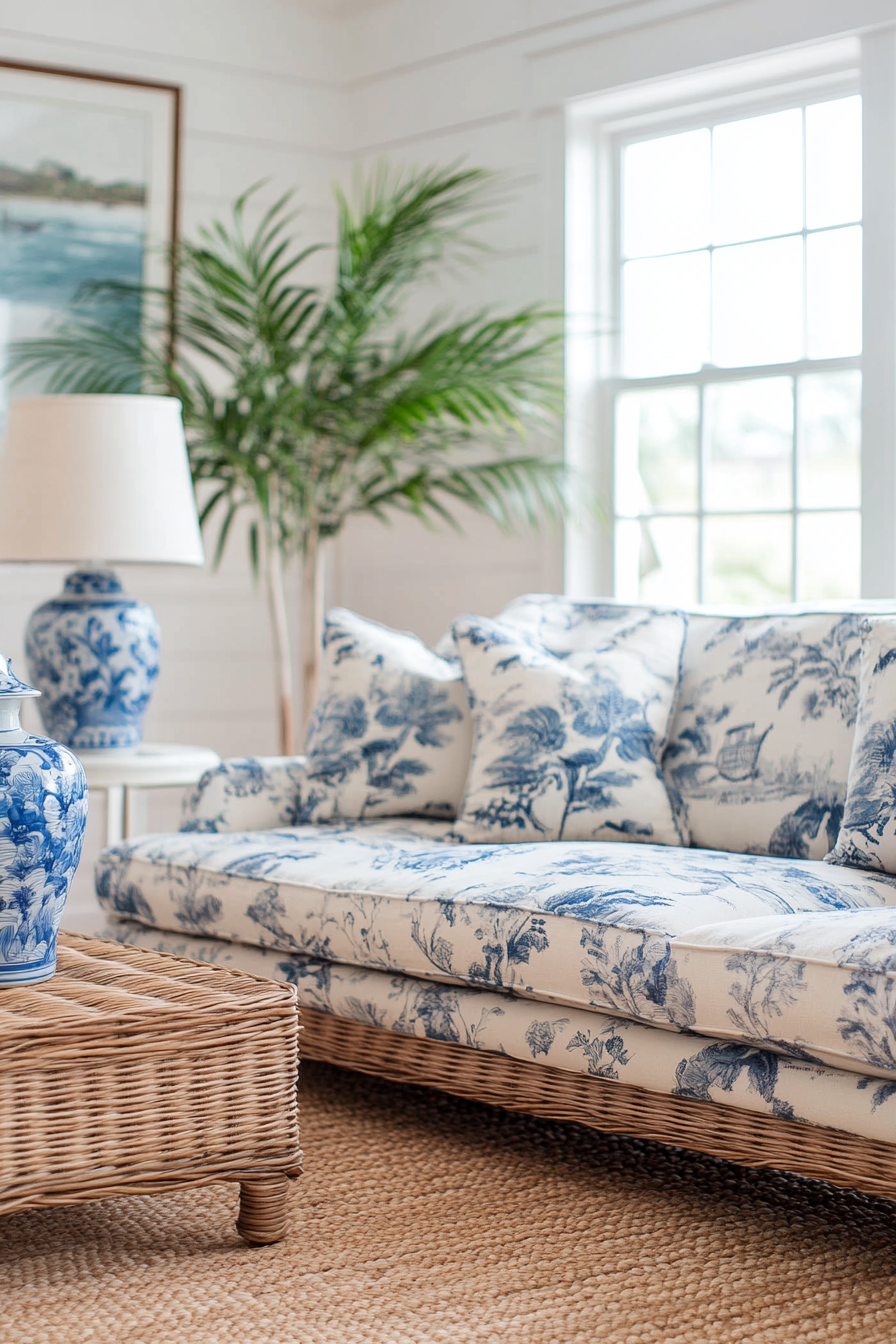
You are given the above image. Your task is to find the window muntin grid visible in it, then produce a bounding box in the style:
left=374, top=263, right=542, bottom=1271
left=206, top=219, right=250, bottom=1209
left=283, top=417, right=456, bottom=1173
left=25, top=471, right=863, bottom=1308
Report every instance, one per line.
left=612, top=95, right=862, bottom=605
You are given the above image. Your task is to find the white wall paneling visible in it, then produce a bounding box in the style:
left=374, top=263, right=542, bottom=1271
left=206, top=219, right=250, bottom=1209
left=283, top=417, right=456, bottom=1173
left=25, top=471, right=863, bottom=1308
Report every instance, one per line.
left=3, top=0, right=896, bottom=923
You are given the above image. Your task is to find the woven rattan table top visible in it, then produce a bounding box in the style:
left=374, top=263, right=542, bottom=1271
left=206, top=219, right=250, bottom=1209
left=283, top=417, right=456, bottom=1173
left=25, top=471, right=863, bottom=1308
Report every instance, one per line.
left=0, top=932, right=298, bottom=1056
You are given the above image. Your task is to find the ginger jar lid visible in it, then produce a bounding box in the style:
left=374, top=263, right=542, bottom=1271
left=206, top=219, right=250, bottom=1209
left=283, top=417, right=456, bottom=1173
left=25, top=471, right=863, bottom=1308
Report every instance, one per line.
left=0, top=654, right=40, bottom=699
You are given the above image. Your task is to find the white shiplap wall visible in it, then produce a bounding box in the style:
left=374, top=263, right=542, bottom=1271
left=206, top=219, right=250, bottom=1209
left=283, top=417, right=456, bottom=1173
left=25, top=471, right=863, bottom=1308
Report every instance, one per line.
left=1, top=0, right=893, bottom=921
left=0, top=0, right=351, bottom=908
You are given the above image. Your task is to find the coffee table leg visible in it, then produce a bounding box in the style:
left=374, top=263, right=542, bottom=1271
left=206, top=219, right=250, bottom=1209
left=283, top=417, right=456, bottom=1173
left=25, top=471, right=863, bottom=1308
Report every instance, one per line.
left=236, top=1175, right=291, bottom=1244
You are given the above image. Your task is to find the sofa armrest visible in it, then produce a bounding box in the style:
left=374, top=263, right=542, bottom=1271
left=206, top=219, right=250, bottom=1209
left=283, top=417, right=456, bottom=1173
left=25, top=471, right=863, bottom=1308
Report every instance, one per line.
left=180, top=755, right=309, bottom=833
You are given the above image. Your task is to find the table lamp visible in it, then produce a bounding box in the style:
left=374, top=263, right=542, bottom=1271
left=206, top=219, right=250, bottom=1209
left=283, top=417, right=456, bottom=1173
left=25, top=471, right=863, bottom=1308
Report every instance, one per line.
left=0, top=394, right=204, bottom=749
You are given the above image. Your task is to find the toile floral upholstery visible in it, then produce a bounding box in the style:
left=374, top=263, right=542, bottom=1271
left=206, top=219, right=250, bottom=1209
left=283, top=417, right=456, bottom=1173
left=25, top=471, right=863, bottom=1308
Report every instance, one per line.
left=450, top=608, right=687, bottom=845
left=93, top=595, right=896, bottom=1144
left=98, top=916, right=896, bottom=1145
left=303, top=608, right=473, bottom=823
left=498, top=596, right=869, bottom=861
left=95, top=812, right=896, bottom=1082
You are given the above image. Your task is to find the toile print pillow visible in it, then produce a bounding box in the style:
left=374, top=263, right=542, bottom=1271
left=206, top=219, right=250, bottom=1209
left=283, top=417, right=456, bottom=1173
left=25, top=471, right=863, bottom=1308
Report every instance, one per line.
left=664, top=611, right=865, bottom=859
left=303, top=608, right=474, bottom=822
left=827, top=618, right=896, bottom=872
left=451, top=610, right=688, bottom=845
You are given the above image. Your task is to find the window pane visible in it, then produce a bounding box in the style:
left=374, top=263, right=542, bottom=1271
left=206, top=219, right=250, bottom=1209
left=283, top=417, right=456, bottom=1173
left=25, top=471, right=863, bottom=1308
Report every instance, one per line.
left=704, top=378, right=793, bottom=512
left=615, top=387, right=699, bottom=516
left=712, top=109, right=803, bottom=245
left=622, top=252, right=710, bottom=376
left=797, top=371, right=861, bottom=509
left=615, top=519, right=645, bottom=601
left=704, top=514, right=793, bottom=604
left=712, top=236, right=803, bottom=367
left=623, top=129, right=711, bottom=258
left=806, top=96, right=862, bottom=229
left=796, top=511, right=861, bottom=599
left=806, top=225, right=862, bottom=359
left=641, top=517, right=699, bottom=605
left=615, top=517, right=699, bottom=604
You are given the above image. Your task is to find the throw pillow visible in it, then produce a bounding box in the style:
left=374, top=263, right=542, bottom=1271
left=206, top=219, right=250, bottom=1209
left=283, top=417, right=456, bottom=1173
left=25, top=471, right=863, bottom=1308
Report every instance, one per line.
left=451, top=609, right=688, bottom=844
left=303, top=608, right=474, bottom=821
left=499, top=593, right=871, bottom=860
left=827, top=617, right=896, bottom=871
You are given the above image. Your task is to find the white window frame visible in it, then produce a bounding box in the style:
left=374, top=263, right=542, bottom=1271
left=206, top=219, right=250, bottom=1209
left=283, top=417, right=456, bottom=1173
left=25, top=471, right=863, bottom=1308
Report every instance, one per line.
left=564, top=31, right=896, bottom=603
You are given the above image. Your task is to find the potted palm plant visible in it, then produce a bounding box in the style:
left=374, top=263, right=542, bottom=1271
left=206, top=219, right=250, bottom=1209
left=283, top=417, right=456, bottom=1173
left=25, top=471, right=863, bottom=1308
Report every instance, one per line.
left=12, top=165, right=566, bottom=753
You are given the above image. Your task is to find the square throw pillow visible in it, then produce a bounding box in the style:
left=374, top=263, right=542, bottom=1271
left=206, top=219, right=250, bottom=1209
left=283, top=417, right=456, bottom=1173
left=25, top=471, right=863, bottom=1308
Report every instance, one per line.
left=303, top=608, right=474, bottom=822
left=827, top=617, right=896, bottom=872
left=451, top=609, right=688, bottom=845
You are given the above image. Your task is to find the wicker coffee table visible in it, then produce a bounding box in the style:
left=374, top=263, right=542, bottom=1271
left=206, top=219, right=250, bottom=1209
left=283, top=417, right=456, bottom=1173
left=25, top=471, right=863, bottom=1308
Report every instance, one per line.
left=0, top=932, right=301, bottom=1244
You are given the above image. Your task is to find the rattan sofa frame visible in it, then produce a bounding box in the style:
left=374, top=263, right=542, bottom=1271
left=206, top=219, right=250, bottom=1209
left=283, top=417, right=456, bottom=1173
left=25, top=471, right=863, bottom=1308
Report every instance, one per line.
left=299, top=1006, right=896, bottom=1203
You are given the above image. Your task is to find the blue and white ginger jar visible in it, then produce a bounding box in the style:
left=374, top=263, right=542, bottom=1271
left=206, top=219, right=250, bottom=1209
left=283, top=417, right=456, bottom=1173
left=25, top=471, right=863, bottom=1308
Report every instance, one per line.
left=0, top=657, right=88, bottom=985
left=25, top=568, right=160, bottom=749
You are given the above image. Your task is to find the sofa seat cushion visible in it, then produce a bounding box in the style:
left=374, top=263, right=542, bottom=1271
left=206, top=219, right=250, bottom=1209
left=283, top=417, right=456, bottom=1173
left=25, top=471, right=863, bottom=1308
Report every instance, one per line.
left=673, top=908, right=896, bottom=1079
left=95, top=818, right=896, bottom=1074
left=103, top=918, right=896, bottom=1145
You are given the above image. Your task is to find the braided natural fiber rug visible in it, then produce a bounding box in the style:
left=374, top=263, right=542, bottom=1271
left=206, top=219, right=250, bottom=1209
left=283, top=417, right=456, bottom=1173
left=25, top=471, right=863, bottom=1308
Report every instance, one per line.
left=2, top=1061, right=896, bottom=1344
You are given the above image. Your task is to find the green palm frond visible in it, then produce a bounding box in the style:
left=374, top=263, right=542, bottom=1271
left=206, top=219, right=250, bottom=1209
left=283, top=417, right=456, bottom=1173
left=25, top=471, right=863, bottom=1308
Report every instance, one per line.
left=9, top=166, right=574, bottom=573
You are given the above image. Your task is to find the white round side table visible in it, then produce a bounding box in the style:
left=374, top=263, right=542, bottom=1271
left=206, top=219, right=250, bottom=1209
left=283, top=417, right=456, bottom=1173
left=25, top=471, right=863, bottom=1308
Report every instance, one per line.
left=74, top=743, right=221, bottom=845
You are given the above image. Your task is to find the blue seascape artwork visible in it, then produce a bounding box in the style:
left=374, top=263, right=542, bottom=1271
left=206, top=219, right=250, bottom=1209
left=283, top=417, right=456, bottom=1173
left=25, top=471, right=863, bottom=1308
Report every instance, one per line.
left=0, top=93, right=148, bottom=399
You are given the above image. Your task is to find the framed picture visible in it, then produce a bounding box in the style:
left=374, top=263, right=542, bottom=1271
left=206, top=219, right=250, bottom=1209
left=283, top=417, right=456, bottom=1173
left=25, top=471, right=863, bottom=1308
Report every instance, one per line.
left=0, top=59, right=180, bottom=400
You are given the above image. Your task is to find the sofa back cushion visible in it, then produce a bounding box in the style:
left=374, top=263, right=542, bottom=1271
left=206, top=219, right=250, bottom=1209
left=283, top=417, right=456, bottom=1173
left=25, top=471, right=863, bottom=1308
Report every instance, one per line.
left=303, top=608, right=473, bottom=822
left=667, top=611, right=864, bottom=858
left=827, top=617, right=896, bottom=872
left=499, top=595, right=869, bottom=860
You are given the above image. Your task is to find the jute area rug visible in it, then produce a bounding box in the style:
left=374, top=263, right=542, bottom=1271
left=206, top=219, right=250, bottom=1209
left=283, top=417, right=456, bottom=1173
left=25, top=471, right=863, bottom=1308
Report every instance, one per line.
left=2, top=1061, right=896, bottom=1344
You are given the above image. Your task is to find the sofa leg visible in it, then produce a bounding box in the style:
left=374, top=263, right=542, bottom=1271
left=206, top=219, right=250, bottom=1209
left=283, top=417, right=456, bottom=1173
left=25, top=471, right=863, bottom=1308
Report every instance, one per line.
left=236, top=1175, right=291, bottom=1244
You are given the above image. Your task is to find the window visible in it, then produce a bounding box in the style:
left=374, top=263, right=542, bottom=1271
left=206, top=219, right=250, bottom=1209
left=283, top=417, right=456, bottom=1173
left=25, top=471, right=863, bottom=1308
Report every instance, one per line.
left=562, top=38, right=890, bottom=604
left=614, top=97, right=862, bottom=605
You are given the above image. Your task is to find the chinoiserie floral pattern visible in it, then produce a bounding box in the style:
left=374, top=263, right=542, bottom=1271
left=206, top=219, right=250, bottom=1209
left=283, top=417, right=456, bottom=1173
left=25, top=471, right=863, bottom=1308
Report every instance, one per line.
left=827, top=617, right=896, bottom=873
left=0, top=736, right=88, bottom=981
left=451, top=609, right=687, bottom=845
left=94, top=810, right=896, bottom=1078
left=182, top=755, right=311, bottom=834
left=26, top=569, right=160, bottom=749
left=302, top=608, right=473, bottom=822
left=662, top=610, right=866, bottom=859
left=98, top=916, right=896, bottom=1145
left=499, top=595, right=869, bottom=861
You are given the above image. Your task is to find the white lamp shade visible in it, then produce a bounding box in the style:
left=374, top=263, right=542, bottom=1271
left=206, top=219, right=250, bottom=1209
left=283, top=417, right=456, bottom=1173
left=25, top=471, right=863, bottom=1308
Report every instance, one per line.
left=0, top=394, right=205, bottom=565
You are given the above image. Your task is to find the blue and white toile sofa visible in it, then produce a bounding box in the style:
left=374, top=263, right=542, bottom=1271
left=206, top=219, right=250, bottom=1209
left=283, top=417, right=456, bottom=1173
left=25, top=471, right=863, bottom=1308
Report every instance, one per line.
left=94, top=595, right=896, bottom=1200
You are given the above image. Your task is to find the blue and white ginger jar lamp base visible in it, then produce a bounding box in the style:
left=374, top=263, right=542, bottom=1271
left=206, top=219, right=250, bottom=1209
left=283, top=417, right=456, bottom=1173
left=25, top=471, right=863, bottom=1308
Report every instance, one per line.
left=25, top=569, right=160, bottom=749
left=0, top=657, right=88, bottom=986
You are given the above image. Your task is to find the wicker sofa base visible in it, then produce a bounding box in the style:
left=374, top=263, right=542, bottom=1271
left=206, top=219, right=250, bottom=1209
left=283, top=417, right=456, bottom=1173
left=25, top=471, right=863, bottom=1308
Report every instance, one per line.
left=300, top=1006, right=896, bottom=1203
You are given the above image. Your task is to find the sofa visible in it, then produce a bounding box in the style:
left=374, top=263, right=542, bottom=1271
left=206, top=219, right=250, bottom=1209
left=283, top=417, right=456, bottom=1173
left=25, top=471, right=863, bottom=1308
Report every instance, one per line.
left=94, top=595, right=896, bottom=1201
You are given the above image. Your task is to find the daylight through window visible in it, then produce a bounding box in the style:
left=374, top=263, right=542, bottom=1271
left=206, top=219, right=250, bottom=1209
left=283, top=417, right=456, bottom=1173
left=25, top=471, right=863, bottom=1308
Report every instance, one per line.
left=613, top=96, right=862, bottom=605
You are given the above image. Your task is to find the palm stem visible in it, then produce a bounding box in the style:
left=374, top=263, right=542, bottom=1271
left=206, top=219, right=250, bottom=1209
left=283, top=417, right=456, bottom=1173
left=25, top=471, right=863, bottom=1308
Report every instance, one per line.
left=300, top=528, right=325, bottom=742
left=263, top=493, right=295, bottom=755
